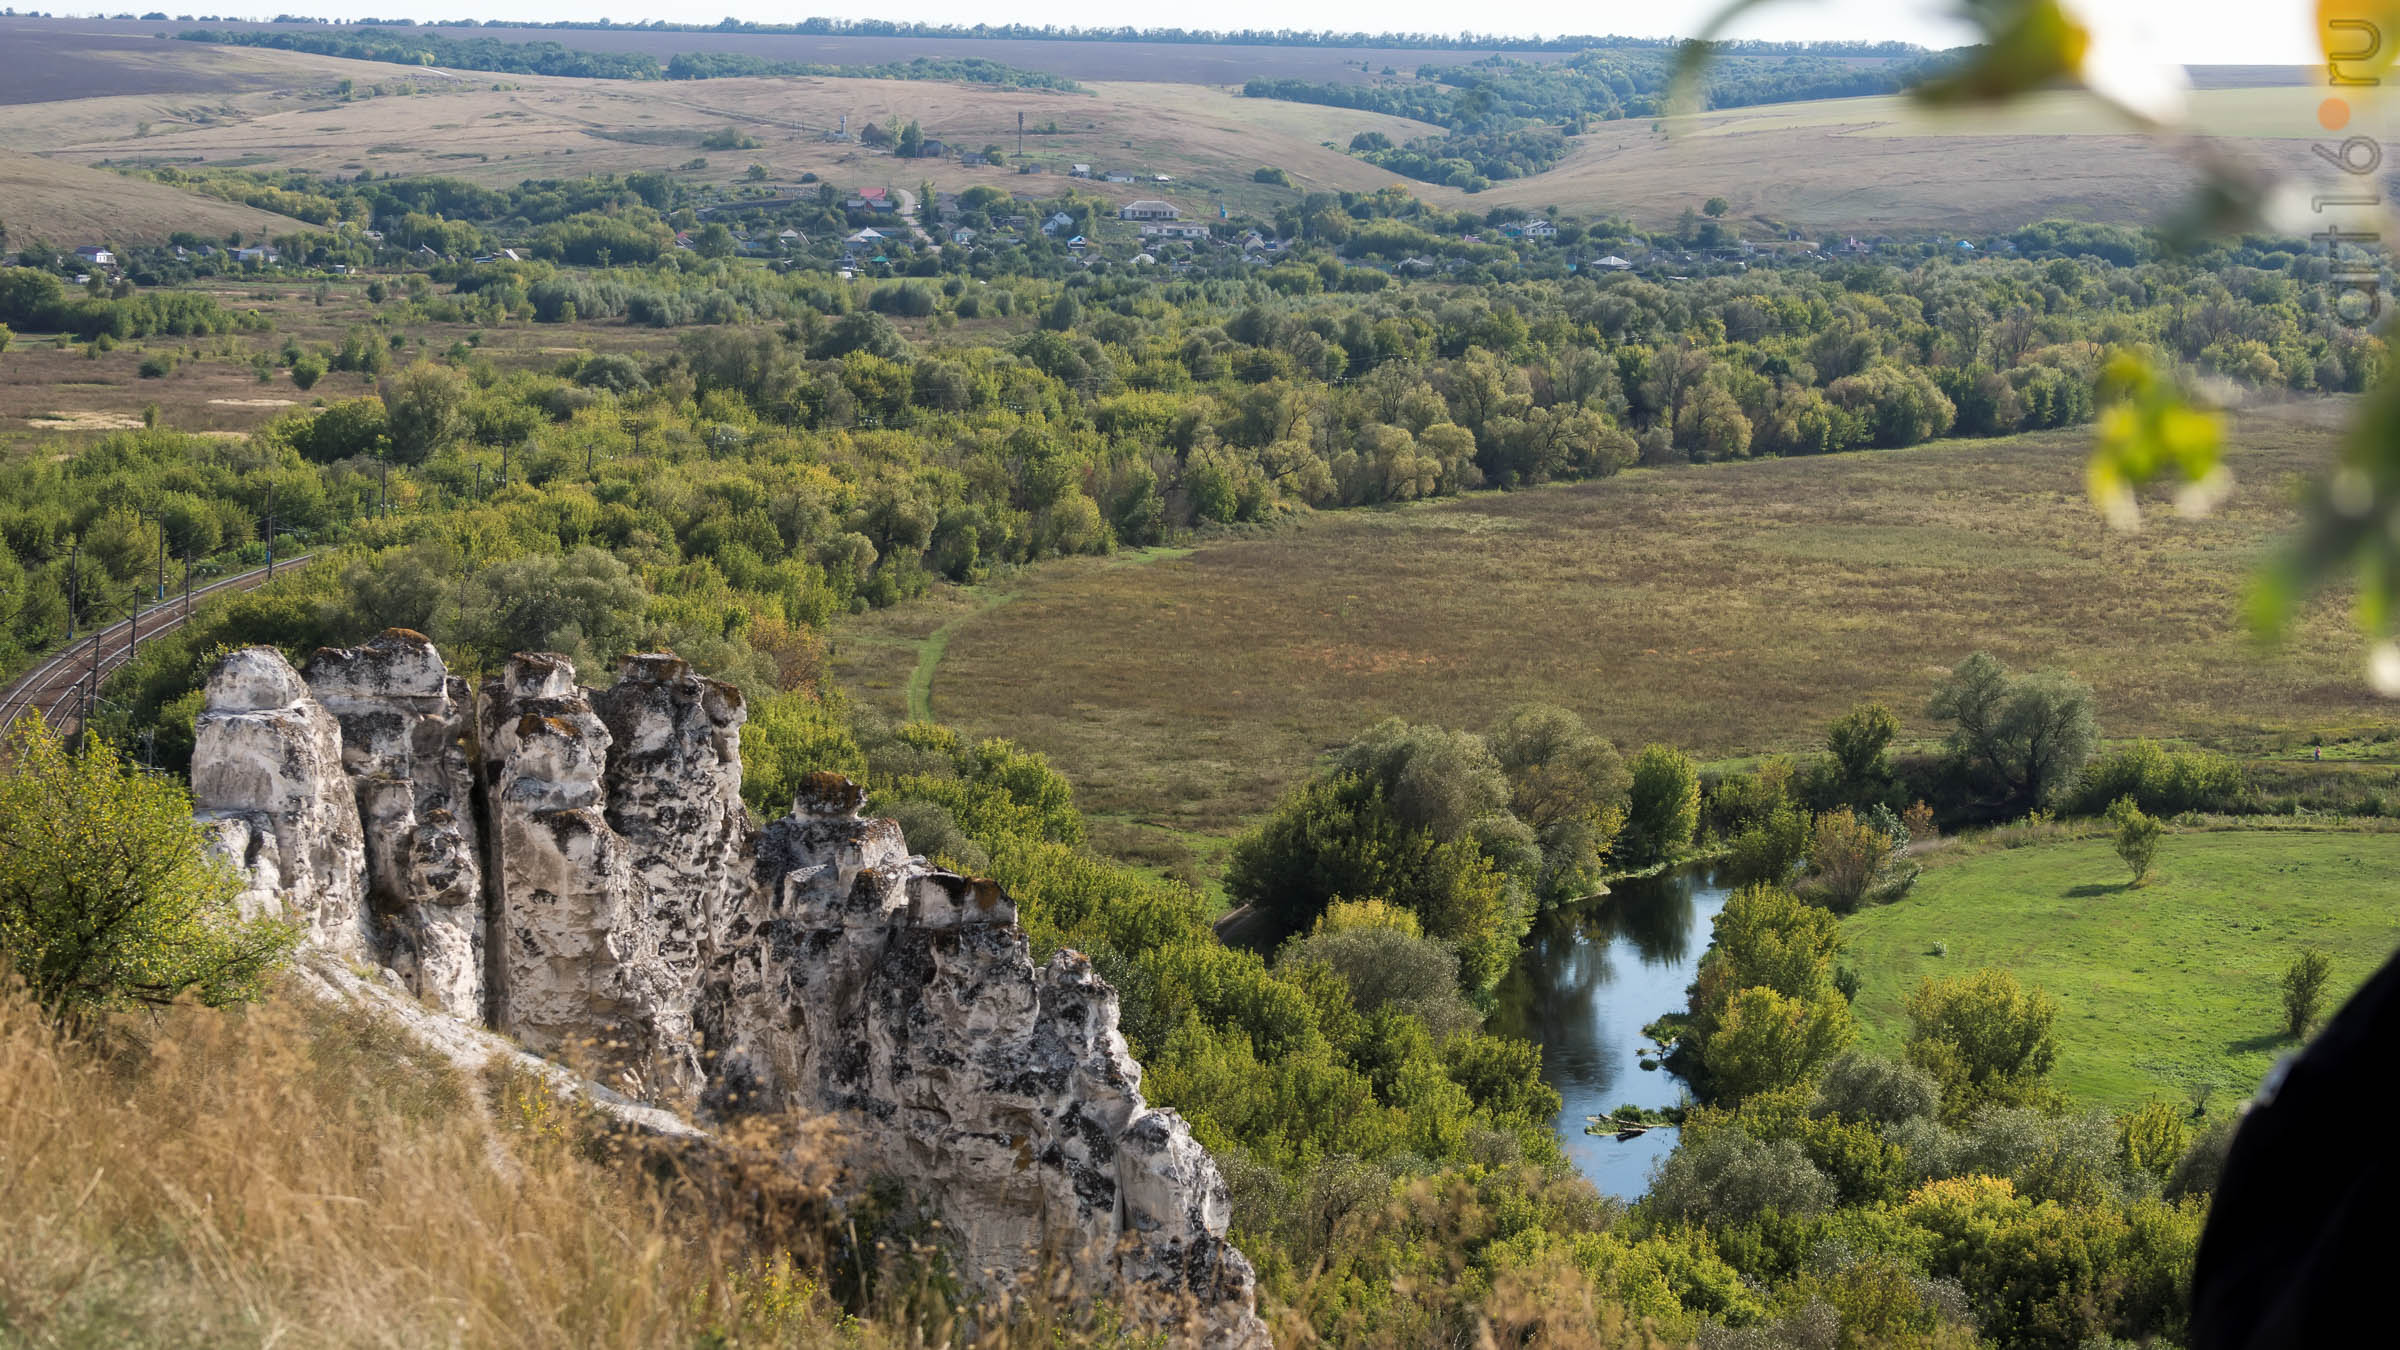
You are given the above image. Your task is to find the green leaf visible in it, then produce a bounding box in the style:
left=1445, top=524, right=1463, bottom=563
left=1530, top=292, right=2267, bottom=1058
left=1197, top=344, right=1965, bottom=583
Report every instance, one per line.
left=1914, top=0, right=2091, bottom=106
left=2086, top=352, right=2227, bottom=532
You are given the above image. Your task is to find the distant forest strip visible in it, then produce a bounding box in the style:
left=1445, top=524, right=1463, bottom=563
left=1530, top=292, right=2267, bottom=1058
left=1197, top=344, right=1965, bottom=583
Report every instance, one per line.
left=1251, top=48, right=1957, bottom=128
left=254, top=17, right=1928, bottom=55
left=168, top=28, right=1086, bottom=91
left=1251, top=48, right=1962, bottom=191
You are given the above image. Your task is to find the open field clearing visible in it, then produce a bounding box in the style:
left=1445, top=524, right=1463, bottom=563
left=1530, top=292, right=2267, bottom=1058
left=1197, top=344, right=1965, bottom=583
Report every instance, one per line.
left=1467, top=86, right=2314, bottom=229
left=0, top=26, right=2326, bottom=232
left=0, top=16, right=1600, bottom=87
left=833, top=402, right=2384, bottom=863
left=0, top=22, right=408, bottom=105
left=1841, top=827, right=2400, bottom=1109
left=0, top=57, right=1440, bottom=221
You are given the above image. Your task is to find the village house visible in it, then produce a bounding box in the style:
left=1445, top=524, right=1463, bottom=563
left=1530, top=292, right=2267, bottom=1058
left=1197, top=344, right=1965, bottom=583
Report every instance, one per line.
left=1519, top=219, right=1558, bottom=239
left=1102, top=171, right=1136, bottom=184
left=844, top=187, right=898, bottom=213
left=1070, top=164, right=1092, bottom=177
left=1140, top=221, right=1209, bottom=241
left=1119, top=200, right=1179, bottom=222
left=1042, top=211, right=1076, bottom=235
left=950, top=226, right=978, bottom=246
left=73, top=245, right=115, bottom=268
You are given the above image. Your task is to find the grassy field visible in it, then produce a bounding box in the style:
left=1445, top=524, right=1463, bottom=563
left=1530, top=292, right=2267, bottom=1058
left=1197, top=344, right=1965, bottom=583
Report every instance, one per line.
left=0, top=45, right=1442, bottom=228
left=0, top=146, right=311, bottom=248
left=1841, top=827, right=2400, bottom=1109
left=832, top=403, right=2390, bottom=870
left=0, top=25, right=2336, bottom=235
left=1471, top=86, right=2307, bottom=230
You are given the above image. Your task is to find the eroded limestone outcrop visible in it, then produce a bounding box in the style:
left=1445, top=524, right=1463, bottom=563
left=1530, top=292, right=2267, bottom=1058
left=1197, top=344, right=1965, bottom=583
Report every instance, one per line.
left=193, top=640, right=1268, bottom=1348
left=192, top=647, right=371, bottom=961
left=302, top=630, right=484, bottom=1021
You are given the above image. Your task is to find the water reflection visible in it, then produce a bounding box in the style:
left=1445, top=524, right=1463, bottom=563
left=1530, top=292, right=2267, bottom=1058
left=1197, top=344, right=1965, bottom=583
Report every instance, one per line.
left=1491, top=866, right=1730, bottom=1201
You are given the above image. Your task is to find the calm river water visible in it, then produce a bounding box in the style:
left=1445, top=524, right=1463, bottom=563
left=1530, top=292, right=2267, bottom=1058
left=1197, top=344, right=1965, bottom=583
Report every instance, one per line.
left=1490, top=866, right=1730, bottom=1200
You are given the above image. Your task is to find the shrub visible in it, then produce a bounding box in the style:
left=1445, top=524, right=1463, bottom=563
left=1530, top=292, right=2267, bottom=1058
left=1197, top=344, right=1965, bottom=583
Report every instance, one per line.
left=2107, top=795, right=2162, bottom=885
left=1647, top=1130, right=1837, bottom=1227
left=138, top=352, right=175, bottom=378
left=1904, top=969, right=2061, bottom=1119
left=0, top=715, right=294, bottom=1018
left=1902, top=800, right=1937, bottom=842
left=2115, top=1098, right=2188, bottom=1183
left=2281, top=949, right=2332, bottom=1037
left=1813, top=1052, right=1940, bottom=1127
left=2070, top=740, right=2248, bottom=816
left=1802, top=806, right=1894, bottom=912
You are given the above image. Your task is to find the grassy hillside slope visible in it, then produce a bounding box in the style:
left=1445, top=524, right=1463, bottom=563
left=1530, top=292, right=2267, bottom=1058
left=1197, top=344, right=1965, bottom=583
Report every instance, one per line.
left=0, top=147, right=311, bottom=246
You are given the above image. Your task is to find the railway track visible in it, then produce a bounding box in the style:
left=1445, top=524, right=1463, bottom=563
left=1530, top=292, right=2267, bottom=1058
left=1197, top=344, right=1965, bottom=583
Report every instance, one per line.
left=0, top=554, right=316, bottom=739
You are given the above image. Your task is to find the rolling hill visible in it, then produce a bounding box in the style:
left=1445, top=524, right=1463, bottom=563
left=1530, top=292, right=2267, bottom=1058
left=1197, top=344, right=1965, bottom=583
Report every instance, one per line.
left=0, top=146, right=311, bottom=247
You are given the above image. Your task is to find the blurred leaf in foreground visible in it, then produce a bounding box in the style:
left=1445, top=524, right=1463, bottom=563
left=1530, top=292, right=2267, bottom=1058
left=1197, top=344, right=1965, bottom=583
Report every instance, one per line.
left=2088, top=353, right=2229, bottom=533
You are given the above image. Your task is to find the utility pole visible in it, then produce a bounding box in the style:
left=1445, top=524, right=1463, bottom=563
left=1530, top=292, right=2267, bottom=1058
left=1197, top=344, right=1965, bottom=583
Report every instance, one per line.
left=64, top=535, right=79, bottom=640
left=263, top=486, right=276, bottom=579
left=1017, top=110, right=1024, bottom=159
left=155, top=515, right=167, bottom=602
left=182, top=548, right=193, bottom=619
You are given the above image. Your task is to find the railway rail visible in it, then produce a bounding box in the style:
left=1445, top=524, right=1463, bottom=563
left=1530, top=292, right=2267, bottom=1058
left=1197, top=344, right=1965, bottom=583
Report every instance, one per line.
left=0, top=554, right=316, bottom=739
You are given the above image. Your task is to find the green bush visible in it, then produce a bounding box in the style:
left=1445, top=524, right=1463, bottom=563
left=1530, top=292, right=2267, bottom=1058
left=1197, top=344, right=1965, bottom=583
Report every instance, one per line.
left=2069, top=740, right=2249, bottom=816
left=0, top=716, right=295, bottom=1019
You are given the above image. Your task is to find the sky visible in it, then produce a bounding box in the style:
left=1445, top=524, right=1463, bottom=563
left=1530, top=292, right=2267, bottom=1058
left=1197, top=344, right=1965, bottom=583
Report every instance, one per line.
left=76, top=1, right=2330, bottom=66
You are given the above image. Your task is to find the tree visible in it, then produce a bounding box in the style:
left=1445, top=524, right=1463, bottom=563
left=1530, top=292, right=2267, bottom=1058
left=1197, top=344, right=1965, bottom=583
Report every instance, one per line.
left=1708, top=984, right=1855, bottom=1099
left=1825, top=701, right=1899, bottom=799
left=0, top=715, right=294, bottom=1019
left=1620, top=744, right=1699, bottom=868
left=1488, top=704, right=1627, bottom=902
left=2281, top=949, right=2332, bottom=1038
left=694, top=222, right=737, bottom=258
left=1277, top=916, right=1477, bottom=1037
left=449, top=546, right=651, bottom=673
left=1702, top=196, right=1730, bottom=218
left=1905, top=969, right=2061, bottom=1118
left=2107, top=795, right=2162, bottom=885
left=1928, top=652, right=2098, bottom=816
left=897, top=119, right=923, bottom=158
left=379, top=360, right=469, bottom=465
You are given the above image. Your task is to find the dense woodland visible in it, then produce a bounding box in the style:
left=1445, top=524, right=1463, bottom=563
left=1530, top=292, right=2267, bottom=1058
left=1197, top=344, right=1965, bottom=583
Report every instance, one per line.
left=1245, top=48, right=1958, bottom=188
left=0, top=155, right=2377, bottom=1344
left=171, top=26, right=1090, bottom=89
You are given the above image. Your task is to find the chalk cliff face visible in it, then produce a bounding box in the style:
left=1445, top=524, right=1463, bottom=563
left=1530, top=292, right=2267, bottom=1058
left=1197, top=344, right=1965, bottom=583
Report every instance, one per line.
left=194, top=639, right=1267, bottom=1348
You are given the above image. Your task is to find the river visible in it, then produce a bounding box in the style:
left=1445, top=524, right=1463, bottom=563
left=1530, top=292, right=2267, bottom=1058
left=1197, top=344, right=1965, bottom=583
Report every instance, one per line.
left=1490, top=865, right=1731, bottom=1201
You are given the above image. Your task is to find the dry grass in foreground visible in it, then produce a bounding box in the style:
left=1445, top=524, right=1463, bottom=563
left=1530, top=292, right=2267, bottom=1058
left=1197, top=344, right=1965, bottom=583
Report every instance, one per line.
left=0, top=977, right=1144, bottom=1350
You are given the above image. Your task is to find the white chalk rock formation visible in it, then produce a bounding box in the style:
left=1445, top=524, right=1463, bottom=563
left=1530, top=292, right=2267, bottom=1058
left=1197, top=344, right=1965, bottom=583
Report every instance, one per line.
left=478, top=652, right=701, bottom=1105
left=190, top=643, right=1268, bottom=1348
left=302, top=630, right=484, bottom=1020
left=191, top=646, right=370, bottom=959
